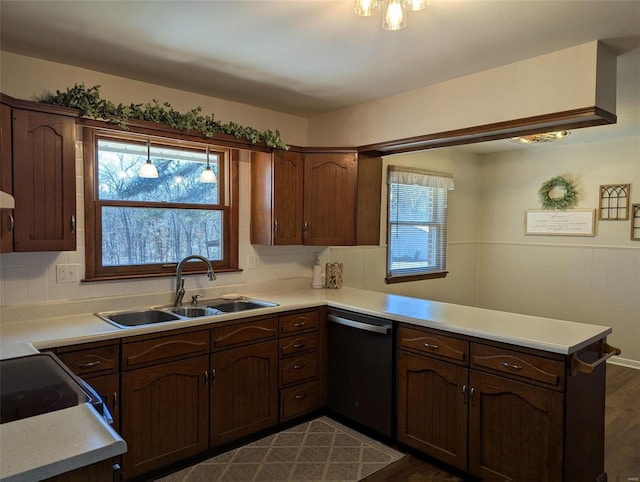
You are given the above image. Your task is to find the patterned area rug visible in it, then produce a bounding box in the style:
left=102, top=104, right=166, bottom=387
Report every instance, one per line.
left=156, top=416, right=404, bottom=481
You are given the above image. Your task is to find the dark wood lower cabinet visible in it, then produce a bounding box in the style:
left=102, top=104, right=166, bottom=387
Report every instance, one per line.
left=468, top=370, right=564, bottom=482
left=397, top=324, right=609, bottom=482
left=121, top=355, right=209, bottom=480
left=396, top=351, right=468, bottom=470
left=44, top=457, right=120, bottom=482
left=210, top=340, right=278, bottom=446
left=85, top=373, right=120, bottom=431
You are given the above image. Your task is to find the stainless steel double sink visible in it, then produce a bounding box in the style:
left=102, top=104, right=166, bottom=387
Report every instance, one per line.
left=96, top=297, right=278, bottom=329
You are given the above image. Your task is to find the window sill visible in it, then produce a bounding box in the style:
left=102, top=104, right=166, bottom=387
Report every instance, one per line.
left=82, top=267, right=243, bottom=283
left=385, top=271, right=448, bottom=284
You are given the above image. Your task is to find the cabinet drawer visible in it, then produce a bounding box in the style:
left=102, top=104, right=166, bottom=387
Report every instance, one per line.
left=57, top=345, right=119, bottom=376
left=123, top=331, right=209, bottom=370
left=280, top=352, right=318, bottom=387
left=399, top=326, right=468, bottom=364
left=212, top=317, right=278, bottom=349
left=280, top=380, right=321, bottom=421
left=279, top=310, right=318, bottom=335
left=279, top=333, right=318, bottom=357
left=471, top=343, right=565, bottom=390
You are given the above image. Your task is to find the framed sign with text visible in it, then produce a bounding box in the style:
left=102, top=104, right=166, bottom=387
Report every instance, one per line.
left=525, top=209, right=596, bottom=236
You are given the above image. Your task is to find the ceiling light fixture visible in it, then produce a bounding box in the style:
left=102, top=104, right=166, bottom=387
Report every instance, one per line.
left=508, top=130, right=571, bottom=145
left=199, top=146, right=217, bottom=183
left=139, top=137, right=159, bottom=178
left=355, top=0, right=428, bottom=31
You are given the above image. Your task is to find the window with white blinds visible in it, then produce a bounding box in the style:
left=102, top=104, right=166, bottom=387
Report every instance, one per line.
left=386, top=166, right=454, bottom=283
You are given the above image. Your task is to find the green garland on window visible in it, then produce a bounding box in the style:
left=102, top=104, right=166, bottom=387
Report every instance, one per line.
left=538, top=176, right=578, bottom=210
left=38, top=83, right=288, bottom=149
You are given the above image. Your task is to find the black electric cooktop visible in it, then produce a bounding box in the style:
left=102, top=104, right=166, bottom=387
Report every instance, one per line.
left=0, top=353, right=96, bottom=424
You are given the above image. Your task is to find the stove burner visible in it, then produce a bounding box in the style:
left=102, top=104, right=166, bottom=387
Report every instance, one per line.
left=0, top=353, right=95, bottom=424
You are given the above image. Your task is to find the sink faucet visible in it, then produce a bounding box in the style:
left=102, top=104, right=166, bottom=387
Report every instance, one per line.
left=174, top=255, right=216, bottom=307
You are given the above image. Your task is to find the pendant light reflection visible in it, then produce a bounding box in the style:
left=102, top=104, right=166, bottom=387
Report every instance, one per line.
left=139, top=137, right=159, bottom=178
left=199, top=146, right=217, bottom=183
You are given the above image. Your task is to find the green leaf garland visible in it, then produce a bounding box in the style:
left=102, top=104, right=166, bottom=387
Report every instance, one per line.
left=538, top=176, right=578, bottom=210
left=38, top=83, right=288, bottom=149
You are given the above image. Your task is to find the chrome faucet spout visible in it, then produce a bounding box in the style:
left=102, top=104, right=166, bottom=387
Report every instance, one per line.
left=174, top=255, right=216, bottom=307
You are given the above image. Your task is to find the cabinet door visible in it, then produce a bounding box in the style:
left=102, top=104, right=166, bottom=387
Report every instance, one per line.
left=210, top=340, right=278, bottom=446
left=121, top=355, right=209, bottom=480
left=273, top=150, right=303, bottom=245
left=0, top=104, right=13, bottom=253
left=468, top=370, right=563, bottom=482
left=12, top=109, right=76, bottom=251
left=303, top=152, right=356, bottom=246
left=397, top=351, right=468, bottom=470
left=85, top=373, right=120, bottom=432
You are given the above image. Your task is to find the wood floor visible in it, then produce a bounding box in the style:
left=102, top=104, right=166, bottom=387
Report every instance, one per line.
left=363, top=363, right=640, bottom=482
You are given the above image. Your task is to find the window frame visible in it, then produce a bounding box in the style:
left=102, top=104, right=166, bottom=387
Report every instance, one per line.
left=83, top=127, right=239, bottom=281
left=385, top=165, right=452, bottom=284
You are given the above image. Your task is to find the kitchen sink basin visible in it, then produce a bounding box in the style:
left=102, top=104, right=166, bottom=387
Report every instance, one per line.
left=98, top=309, right=181, bottom=328
left=96, top=297, right=278, bottom=329
left=204, top=299, right=278, bottom=313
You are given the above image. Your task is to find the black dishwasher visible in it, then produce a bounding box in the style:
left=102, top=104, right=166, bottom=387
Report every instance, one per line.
left=327, top=308, right=395, bottom=437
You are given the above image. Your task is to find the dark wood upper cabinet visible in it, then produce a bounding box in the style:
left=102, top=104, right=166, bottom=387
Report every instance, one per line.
left=12, top=109, right=76, bottom=251
left=0, top=103, right=14, bottom=253
left=251, top=149, right=381, bottom=247
left=251, top=150, right=303, bottom=245
left=303, top=152, right=357, bottom=246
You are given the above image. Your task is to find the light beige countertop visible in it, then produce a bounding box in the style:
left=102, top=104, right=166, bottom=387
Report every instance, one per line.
left=0, top=284, right=612, bottom=480
left=0, top=343, right=126, bottom=481
left=0, top=286, right=612, bottom=355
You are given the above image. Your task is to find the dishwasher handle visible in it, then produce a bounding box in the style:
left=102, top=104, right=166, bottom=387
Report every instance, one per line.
left=328, top=314, right=391, bottom=335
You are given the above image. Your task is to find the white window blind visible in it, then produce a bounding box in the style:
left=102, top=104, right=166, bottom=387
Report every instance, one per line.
left=387, top=166, right=454, bottom=280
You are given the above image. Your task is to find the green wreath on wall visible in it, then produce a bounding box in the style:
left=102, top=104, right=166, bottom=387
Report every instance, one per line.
left=538, top=176, right=579, bottom=210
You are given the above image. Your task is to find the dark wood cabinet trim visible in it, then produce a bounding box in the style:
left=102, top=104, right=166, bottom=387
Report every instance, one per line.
left=358, top=106, right=616, bottom=156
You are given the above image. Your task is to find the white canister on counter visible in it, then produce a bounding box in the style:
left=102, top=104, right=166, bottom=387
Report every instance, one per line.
left=312, top=258, right=323, bottom=288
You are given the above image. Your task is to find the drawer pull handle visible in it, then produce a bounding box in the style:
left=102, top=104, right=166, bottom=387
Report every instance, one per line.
left=78, top=360, right=102, bottom=369
left=293, top=343, right=306, bottom=349
left=295, top=393, right=306, bottom=400
left=293, top=321, right=307, bottom=328
left=8, top=214, right=14, bottom=233
left=423, top=343, right=439, bottom=350
left=502, top=361, right=523, bottom=370
left=293, top=363, right=306, bottom=370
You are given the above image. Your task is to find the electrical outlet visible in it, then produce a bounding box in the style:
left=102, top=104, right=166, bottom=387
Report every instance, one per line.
left=56, top=264, right=78, bottom=283
left=247, top=255, right=260, bottom=269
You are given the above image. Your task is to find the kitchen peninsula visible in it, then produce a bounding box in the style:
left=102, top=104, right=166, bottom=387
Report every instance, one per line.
left=0, top=285, right=616, bottom=481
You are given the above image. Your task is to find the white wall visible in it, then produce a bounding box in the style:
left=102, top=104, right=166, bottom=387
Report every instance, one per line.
left=330, top=148, right=481, bottom=307
left=308, top=41, right=615, bottom=147
left=0, top=51, right=309, bottom=147
left=476, top=135, right=640, bottom=366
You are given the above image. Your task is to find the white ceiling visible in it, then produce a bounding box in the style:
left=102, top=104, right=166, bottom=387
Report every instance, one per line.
left=1, top=0, right=639, bottom=152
